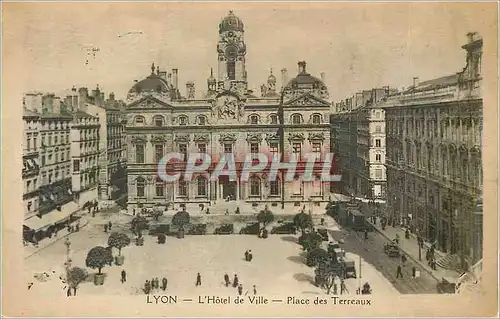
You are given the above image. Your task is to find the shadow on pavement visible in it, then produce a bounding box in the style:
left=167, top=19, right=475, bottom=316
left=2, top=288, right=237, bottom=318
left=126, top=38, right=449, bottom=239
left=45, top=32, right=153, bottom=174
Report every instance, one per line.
left=293, top=273, right=314, bottom=284
left=287, top=255, right=304, bottom=264
left=281, top=236, right=298, bottom=243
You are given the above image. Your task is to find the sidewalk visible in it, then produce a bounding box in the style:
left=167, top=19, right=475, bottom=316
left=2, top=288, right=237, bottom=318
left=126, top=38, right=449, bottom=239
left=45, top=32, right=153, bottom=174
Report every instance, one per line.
left=367, top=220, right=461, bottom=282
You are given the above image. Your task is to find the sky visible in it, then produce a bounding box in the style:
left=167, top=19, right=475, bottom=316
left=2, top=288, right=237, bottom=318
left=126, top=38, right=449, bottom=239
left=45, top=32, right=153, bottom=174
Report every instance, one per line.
left=3, top=2, right=496, bottom=103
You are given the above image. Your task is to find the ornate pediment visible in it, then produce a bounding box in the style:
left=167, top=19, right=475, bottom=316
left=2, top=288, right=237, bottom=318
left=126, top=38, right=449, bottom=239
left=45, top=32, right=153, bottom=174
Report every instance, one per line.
left=219, top=133, right=237, bottom=144
left=284, top=93, right=330, bottom=107
left=265, top=133, right=280, bottom=143
left=288, top=133, right=305, bottom=142
left=128, top=96, right=171, bottom=109
left=246, top=133, right=263, bottom=143
left=193, top=134, right=210, bottom=143
left=131, top=134, right=148, bottom=144
left=174, top=134, right=191, bottom=143
left=150, top=135, right=168, bottom=144
left=308, top=132, right=325, bottom=141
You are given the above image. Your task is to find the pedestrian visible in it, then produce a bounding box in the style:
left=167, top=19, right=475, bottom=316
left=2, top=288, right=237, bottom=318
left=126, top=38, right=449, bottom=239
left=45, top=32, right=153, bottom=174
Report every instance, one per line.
left=144, top=280, right=151, bottom=294
left=75, top=224, right=80, bottom=232
left=396, top=265, right=403, bottom=278
left=237, top=284, right=243, bottom=296
left=401, top=254, right=407, bottom=265
left=248, top=250, right=253, bottom=262
left=340, top=279, right=346, bottom=294
left=364, top=229, right=368, bottom=240
left=67, top=287, right=72, bottom=297
left=244, top=250, right=249, bottom=261
left=253, top=285, right=257, bottom=295
left=196, top=273, right=202, bottom=286
left=108, top=221, right=112, bottom=230
left=104, top=224, right=108, bottom=233
left=133, top=208, right=136, bottom=216
left=412, top=266, right=416, bottom=279
left=233, top=274, right=239, bottom=288
left=224, top=273, right=230, bottom=287
left=320, top=218, right=325, bottom=226
left=121, top=269, right=126, bottom=283
left=154, top=277, right=159, bottom=289
left=333, top=283, right=338, bottom=295
left=162, top=277, right=168, bottom=291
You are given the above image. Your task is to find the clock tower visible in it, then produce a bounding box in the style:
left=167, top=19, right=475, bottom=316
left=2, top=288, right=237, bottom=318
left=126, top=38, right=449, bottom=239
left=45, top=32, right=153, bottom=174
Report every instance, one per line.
left=217, top=11, right=247, bottom=95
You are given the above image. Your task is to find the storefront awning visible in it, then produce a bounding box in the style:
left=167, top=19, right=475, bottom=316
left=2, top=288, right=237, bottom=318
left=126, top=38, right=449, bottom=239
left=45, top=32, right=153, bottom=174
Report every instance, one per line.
left=24, top=201, right=79, bottom=231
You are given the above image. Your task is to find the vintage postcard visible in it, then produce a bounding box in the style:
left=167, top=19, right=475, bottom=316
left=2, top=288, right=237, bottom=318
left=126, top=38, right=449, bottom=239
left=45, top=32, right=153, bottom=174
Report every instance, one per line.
left=2, top=2, right=498, bottom=317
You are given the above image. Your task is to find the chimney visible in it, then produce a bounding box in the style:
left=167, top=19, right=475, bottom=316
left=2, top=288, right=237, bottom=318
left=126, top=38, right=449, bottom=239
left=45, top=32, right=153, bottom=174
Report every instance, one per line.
left=53, top=96, right=61, bottom=113
left=172, top=69, right=178, bottom=89
left=413, top=77, right=420, bottom=87
left=71, top=86, right=77, bottom=92
left=281, top=68, right=288, bottom=87
left=159, top=70, right=167, bottom=79
left=320, top=72, right=326, bottom=83
left=109, top=92, right=115, bottom=101
left=298, top=61, right=306, bottom=74
left=186, top=81, right=195, bottom=99
left=167, top=73, right=172, bottom=86
left=42, top=93, right=55, bottom=114
left=78, top=87, right=88, bottom=110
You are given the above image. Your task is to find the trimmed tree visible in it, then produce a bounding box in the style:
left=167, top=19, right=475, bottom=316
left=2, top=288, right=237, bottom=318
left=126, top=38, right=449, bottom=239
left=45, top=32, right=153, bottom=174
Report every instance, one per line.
left=86, top=246, right=113, bottom=285
left=306, top=247, right=329, bottom=267
left=257, top=205, right=275, bottom=237
left=108, top=232, right=131, bottom=265
left=131, top=215, right=149, bottom=237
left=67, top=267, right=88, bottom=296
left=172, top=210, right=190, bottom=238
left=293, top=212, right=313, bottom=236
left=299, top=231, right=323, bottom=252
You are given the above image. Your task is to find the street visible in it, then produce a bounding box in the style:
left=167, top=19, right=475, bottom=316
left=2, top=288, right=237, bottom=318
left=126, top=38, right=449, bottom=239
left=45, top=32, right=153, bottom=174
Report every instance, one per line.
left=328, top=226, right=439, bottom=294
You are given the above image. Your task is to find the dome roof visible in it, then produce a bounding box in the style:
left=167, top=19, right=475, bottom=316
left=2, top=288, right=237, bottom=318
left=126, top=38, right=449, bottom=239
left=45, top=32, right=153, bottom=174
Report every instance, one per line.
left=219, top=11, right=244, bottom=33
left=128, top=64, right=172, bottom=95
left=284, top=61, right=327, bottom=91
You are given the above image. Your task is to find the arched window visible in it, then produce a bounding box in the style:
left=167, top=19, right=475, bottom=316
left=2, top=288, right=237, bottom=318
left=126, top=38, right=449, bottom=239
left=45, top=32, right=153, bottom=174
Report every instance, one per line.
left=153, top=116, right=164, bottom=127
left=269, top=114, right=278, bottom=124
left=249, top=114, right=259, bottom=124
left=291, top=114, right=302, bottom=124
left=135, top=116, right=145, bottom=126
left=136, top=177, right=145, bottom=197
left=270, top=179, right=280, bottom=196
left=178, top=115, right=188, bottom=126
left=155, top=179, right=164, bottom=197
left=197, top=176, right=207, bottom=196
left=311, top=114, right=321, bottom=124
left=197, top=116, right=207, bottom=125
left=250, top=176, right=261, bottom=196
left=178, top=180, right=188, bottom=197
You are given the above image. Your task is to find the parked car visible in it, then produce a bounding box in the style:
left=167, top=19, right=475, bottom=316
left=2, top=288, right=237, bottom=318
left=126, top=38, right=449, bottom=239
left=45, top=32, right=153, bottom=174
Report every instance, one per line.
left=270, top=223, right=296, bottom=234
left=148, top=224, right=170, bottom=236
left=215, top=224, right=234, bottom=235
left=343, top=260, right=357, bottom=278
left=239, top=222, right=260, bottom=235
left=384, top=242, right=400, bottom=257
left=187, top=224, right=207, bottom=235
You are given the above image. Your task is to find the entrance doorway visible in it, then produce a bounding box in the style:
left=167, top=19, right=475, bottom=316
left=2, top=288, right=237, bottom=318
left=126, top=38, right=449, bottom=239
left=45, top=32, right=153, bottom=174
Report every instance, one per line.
left=222, top=181, right=237, bottom=200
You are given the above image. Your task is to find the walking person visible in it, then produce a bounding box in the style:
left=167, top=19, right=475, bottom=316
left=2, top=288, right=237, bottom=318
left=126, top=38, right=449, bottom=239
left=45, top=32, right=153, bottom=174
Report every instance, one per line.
left=233, top=274, right=239, bottom=288
left=412, top=266, right=416, bottom=279
left=108, top=221, right=112, bottom=230
left=224, top=273, right=230, bottom=287
left=401, top=254, right=407, bottom=265
left=144, top=280, right=151, bottom=294
left=253, top=285, right=257, bottom=295
left=244, top=250, right=249, bottom=261
left=162, top=277, right=168, bottom=291
left=237, top=284, right=243, bottom=296
left=396, top=265, right=403, bottom=278
left=364, top=229, right=368, bottom=240
left=121, top=269, right=127, bottom=283
left=248, top=250, right=253, bottom=262
left=104, top=224, right=108, bottom=233
left=196, top=273, right=202, bottom=286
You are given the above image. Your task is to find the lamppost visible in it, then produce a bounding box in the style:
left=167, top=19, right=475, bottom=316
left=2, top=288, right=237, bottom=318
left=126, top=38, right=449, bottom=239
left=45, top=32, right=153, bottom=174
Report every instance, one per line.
left=417, top=229, right=422, bottom=261
left=64, top=237, right=72, bottom=295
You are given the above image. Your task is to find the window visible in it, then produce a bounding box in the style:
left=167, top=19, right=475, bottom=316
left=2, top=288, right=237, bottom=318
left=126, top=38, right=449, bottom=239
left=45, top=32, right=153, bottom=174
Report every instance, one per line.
left=375, top=154, right=381, bottom=162
left=375, top=125, right=381, bottom=133
left=270, top=180, right=279, bottom=196
left=48, top=173, right=53, bottom=184
left=61, top=152, right=64, bottom=161
left=33, top=137, right=37, bottom=151
left=54, top=135, right=58, bottom=145
left=179, top=116, right=187, bottom=126
left=73, top=159, right=80, bottom=172
left=154, top=116, right=164, bottom=127
left=179, top=144, right=188, bottom=160
left=291, top=114, right=302, bottom=124
left=250, top=143, right=259, bottom=154
left=27, top=201, right=32, bottom=212
left=197, top=177, right=207, bottom=196
left=224, top=143, right=233, bottom=153
left=136, top=178, right=145, bottom=197
left=312, top=142, right=321, bottom=153
left=311, top=114, right=321, bottom=124
left=26, top=137, right=31, bottom=151
left=198, top=143, right=206, bottom=153
left=270, top=114, right=278, bottom=124
left=292, top=142, right=302, bottom=160
left=375, top=139, right=381, bottom=147
left=198, top=116, right=206, bottom=125
left=136, top=144, right=145, bottom=163
left=375, top=169, right=382, bottom=179
left=250, top=176, right=260, bottom=196
left=155, top=145, right=164, bottom=163
left=42, top=155, right=46, bottom=166
left=250, top=115, right=259, bottom=124
left=178, top=181, right=188, bottom=197
left=155, top=181, right=164, bottom=197
left=26, top=180, right=32, bottom=192
left=48, top=136, right=52, bottom=146
left=135, top=117, right=145, bottom=125
left=270, top=143, right=279, bottom=155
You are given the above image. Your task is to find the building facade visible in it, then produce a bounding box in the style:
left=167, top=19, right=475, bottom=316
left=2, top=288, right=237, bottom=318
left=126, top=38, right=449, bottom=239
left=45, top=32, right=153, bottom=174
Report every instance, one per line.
left=125, top=11, right=332, bottom=212
left=22, top=108, right=40, bottom=220
left=384, top=32, right=483, bottom=268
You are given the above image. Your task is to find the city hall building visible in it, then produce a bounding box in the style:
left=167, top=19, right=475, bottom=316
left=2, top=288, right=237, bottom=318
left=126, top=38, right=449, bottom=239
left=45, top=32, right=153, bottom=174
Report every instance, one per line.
left=125, top=11, right=333, bottom=212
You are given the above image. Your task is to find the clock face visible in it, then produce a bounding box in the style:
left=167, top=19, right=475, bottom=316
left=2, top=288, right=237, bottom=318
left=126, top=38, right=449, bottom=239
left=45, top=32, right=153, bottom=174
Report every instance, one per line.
left=225, top=45, right=238, bottom=60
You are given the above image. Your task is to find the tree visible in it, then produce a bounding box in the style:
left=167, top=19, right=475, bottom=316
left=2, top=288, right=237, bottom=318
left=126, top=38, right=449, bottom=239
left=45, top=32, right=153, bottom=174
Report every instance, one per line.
left=67, top=267, right=88, bottom=296
left=131, top=215, right=149, bottom=236
left=107, top=232, right=131, bottom=256
left=293, top=212, right=313, bottom=235
left=257, top=205, right=275, bottom=235
left=306, top=247, right=329, bottom=267
left=172, top=210, right=190, bottom=231
left=299, top=231, right=323, bottom=252
left=316, top=260, right=338, bottom=294
left=85, top=246, right=113, bottom=274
